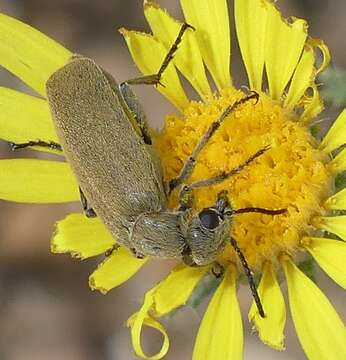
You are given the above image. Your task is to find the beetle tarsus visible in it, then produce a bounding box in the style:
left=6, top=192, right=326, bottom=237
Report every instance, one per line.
left=10, top=140, right=62, bottom=151
left=124, top=22, right=192, bottom=88
left=230, top=237, right=265, bottom=318
left=105, top=244, right=120, bottom=257
left=79, top=187, right=97, bottom=218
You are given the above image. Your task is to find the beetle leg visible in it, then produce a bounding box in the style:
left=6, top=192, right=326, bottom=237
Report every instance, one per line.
left=181, top=243, right=198, bottom=266
left=105, top=243, right=120, bottom=257
left=211, top=261, right=225, bottom=278
left=177, top=184, right=194, bottom=211
left=181, top=146, right=269, bottom=192
left=118, top=23, right=193, bottom=145
left=79, top=187, right=97, bottom=218
left=123, top=22, right=194, bottom=87
left=230, top=236, right=265, bottom=318
left=169, top=92, right=259, bottom=193
left=130, top=248, right=145, bottom=259
left=9, top=140, right=62, bottom=152
left=119, top=82, right=152, bottom=145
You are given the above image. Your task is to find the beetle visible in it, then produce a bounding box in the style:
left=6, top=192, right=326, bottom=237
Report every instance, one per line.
left=11, top=24, right=285, bottom=317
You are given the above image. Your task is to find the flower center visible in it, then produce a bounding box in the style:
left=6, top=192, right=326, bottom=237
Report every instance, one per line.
left=155, top=88, right=334, bottom=270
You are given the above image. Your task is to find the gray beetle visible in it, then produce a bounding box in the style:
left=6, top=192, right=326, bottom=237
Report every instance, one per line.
left=11, top=24, right=285, bottom=317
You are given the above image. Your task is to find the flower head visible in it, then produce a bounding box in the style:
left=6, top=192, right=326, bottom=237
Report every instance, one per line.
left=0, top=1, right=345, bottom=359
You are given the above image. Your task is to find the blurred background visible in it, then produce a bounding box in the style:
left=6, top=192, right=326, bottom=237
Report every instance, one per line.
left=0, top=0, right=345, bottom=359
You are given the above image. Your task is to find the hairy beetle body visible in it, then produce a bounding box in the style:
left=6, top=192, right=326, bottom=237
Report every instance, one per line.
left=46, top=57, right=167, bottom=249
left=12, top=23, right=284, bottom=316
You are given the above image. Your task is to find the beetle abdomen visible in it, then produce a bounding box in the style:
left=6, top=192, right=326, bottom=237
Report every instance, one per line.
left=46, top=56, right=166, bottom=244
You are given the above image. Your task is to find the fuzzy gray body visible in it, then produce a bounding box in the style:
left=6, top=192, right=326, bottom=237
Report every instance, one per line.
left=46, top=57, right=169, bottom=249
left=45, top=56, right=233, bottom=264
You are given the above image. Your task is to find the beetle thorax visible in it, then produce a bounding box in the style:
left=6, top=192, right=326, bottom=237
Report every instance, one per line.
left=129, top=211, right=187, bottom=259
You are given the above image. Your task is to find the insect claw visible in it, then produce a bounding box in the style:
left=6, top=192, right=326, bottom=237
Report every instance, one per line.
left=85, top=208, right=97, bottom=218
left=105, top=244, right=120, bottom=257
left=249, top=90, right=260, bottom=104
left=157, top=80, right=165, bottom=88
left=185, top=22, right=196, bottom=31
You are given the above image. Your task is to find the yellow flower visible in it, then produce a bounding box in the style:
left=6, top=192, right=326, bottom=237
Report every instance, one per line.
left=0, top=1, right=345, bottom=359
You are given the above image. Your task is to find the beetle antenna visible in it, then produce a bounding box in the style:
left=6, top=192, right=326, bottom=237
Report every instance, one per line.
left=230, top=237, right=265, bottom=318
left=234, top=207, right=286, bottom=215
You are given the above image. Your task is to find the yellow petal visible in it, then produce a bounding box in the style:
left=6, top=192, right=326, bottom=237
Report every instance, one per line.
left=331, top=147, right=346, bottom=173
left=283, top=257, right=346, bottom=360
left=248, top=262, right=286, bottom=350
left=144, top=1, right=211, bottom=99
left=314, top=216, right=346, bottom=241
left=0, top=87, right=59, bottom=152
left=300, top=84, right=324, bottom=123
left=320, top=109, right=346, bottom=153
left=0, top=159, right=78, bottom=203
left=285, top=38, right=330, bottom=111
left=309, top=38, right=331, bottom=77
left=192, top=265, right=243, bottom=360
left=324, top=188, right=346, bottom=210
left=284, top=45, right=315, bottom=110
left=264, top=3, right=307, bottom=100
left=0, top=13, right=71, bottom=96
left=127, top=290, right=169, bottom=360
left=119, top=28, right=189, bottom=111
left=304, top=237, right=346, bottom=290
left=180, top=0, right=232, bottom=90
left=153, top=264, right=209, bottom=316
left=234, top=0, right=267, bottom=91
left=51, top=213, right=115, bottom=259
left=127, top=264, right=208, bottom=359
left=89, top=247, right=148, bottom=294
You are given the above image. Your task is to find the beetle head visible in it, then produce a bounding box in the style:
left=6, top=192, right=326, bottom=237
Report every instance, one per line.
left=183, top=192, right=233, bottom=266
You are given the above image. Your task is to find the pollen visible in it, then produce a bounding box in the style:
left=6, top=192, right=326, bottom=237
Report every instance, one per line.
left=155, top=88, right=334, bottom=270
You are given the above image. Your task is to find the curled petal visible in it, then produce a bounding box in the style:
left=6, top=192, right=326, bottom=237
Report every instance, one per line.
left=127, top=264, right=208, bottom=359
left=285, top=38, right=329, bottom=112
left=284, top=44, right=315, bottom=111
left=309, top=38, right=330, bottom=76
left=193, top=265, right=243, bottom=360
left=300, top=85, right=324, bottom=123
left=282, top=257, right=346, bottom=360
left=127, top=291, right=169, bottom=360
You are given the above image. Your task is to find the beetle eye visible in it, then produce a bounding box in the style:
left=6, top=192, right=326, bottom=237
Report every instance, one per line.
left=199, top=209, right=220, bottom=229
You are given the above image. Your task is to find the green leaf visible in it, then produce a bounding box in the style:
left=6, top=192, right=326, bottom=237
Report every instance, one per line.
left=335, top=171, right=346, bottom=192
left=320, top=68, right=346, bottom=108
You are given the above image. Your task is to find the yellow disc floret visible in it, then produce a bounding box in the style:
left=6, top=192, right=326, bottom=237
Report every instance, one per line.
left=155, top=88, right=334, bottom=270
